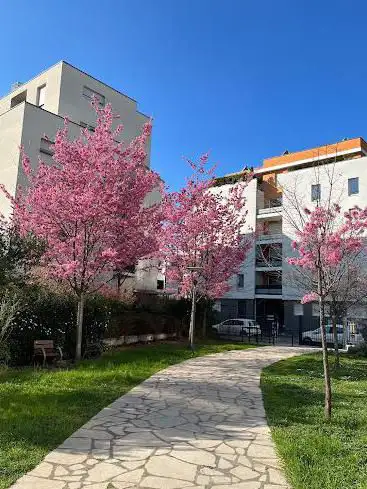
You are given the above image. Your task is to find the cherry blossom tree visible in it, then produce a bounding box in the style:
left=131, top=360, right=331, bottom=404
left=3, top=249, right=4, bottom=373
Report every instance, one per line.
left=1, top=103, right=162, bottom=360
left=160, top=155, right=252, bottom=349
left=287, top=204, right=367, bottom=419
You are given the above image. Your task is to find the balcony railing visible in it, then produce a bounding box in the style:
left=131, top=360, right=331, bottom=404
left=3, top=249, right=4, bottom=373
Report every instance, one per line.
left=255, top=259, right=282, bottom=268
left=257, top=206, right=283, bottom=216
left=256, top=233, right=282, bottom=243
left=255, top=285, right=282, bottom=295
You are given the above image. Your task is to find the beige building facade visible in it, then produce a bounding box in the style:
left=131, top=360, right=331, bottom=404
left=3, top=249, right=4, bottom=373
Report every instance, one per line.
left=0, top=61, right=164, bottom=293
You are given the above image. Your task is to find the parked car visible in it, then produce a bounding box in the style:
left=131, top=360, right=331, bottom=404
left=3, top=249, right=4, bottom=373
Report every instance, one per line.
left=212, top=318, right=261, bottom=336
left=302, top=325, right=364, bottom=347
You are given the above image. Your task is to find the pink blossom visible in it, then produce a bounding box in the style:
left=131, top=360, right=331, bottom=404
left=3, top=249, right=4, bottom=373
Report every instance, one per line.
left=301, top=293, right=318, bottom=304
left=159, top=155, right=253, bottom=299
left=288, top=203, right=367, bottom=301
left=2, top=103, right=163, bottom=296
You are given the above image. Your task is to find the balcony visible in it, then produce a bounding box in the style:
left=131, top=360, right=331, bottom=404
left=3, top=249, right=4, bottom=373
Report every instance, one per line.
left=257, top=206, right=283, bottom=219
left=255, top=258, right=282, bottom=269
left=256, top=233, right=282, bottom=244
left=255, top=285, right=282, bottom=295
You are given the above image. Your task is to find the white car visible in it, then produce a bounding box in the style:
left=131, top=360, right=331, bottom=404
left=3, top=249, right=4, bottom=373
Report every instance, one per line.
left=302, top=325, right=364, bottom=347
left=212, top=318, right=261, bottom=336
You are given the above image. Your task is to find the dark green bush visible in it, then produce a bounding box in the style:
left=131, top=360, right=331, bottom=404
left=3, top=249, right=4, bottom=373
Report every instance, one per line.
left=8, top=287, right=112, bottom=365
left=7, top=288, right=191, bottom=365
left=346, top=342, right=367, bottom=357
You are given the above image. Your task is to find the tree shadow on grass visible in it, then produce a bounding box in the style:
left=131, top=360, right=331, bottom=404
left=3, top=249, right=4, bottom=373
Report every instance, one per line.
left=262, top=354, right=367, bottom=431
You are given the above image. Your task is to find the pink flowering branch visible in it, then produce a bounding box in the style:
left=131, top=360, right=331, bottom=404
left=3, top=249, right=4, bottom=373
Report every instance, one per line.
left=159, top=155, right=253, bottom=345
left=2, top=104, right=163, bottom=359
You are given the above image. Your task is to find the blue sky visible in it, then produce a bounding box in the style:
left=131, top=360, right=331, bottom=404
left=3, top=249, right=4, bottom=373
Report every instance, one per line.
left=1, top=0, right=367, bottom=189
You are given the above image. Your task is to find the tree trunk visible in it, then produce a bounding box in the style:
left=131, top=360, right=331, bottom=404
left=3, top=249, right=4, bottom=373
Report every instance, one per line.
left=76, top=293, right=85, bottom=361
left=332, top=314, right=340, bottom=368
left=188, top=284, right=196, bottom=351
left=117, top=273, right=121, bottom=295
left=319, top=295, right=332, bottom=420
left=202, top=303, right=207, bottom=339
left=342, top=316, right=348, bottom=351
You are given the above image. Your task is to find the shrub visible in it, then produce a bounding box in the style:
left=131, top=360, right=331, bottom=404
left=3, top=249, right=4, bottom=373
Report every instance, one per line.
left=0, top=289, right=23, bottom=365
left=8, top=287, right=75, bottom=365
left=8, top=287, right=114, bottom=365
left=7, top=287, right=190, bottom=365
left=347, top=342, right=367, bottom=357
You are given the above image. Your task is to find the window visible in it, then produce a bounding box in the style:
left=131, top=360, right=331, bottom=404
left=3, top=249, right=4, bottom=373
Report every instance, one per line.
left=312, top=302, right=319, bottom=316
left=82, top=86, right=105, bottom=106
left=348, top=177, right=359, bottom=196
left=237, top=273, right=244, bottom=288
left=10, top=90, right=27, bottom=108
left=40, top=138, right=54, bottom=156
left=37, top=84, right=46, bottom=107
left=293, top=303, right=303, bottom=316
left=311, top=184, right=321, bottom=202
left=80, top=121, right=95, bottom=132
left=156, top=279, right=164, bottom=290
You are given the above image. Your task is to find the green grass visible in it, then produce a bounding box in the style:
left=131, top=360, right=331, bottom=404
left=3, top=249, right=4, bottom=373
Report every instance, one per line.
left=0, top=341, right=255, bottom=489
left=261, top=353, right=367, bottom=489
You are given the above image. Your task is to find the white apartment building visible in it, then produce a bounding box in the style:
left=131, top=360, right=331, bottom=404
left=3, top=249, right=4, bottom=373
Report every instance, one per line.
left=215, top=137, right=367, bottom=337
left=0, top=61, right=164, bottom=293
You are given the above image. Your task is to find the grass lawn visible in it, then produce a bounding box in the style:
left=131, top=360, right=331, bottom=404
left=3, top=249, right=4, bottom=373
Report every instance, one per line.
left=262, top=353, right=367, bottom=489
left=0, top=341, right=255, bottom=489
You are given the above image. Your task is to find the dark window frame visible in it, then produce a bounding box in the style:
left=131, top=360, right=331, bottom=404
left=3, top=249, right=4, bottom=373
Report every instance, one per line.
left=237, top=273, right=244, bottom=288
left=348, top=177, right=359, bottom=196
left=311, top=184, right=321, bottom=202
left=40, top=138, right=55, bottom=156
left=156, top=279, right=165, bottom=290
left=36, top=84, right=46, bottom=107
left=82, top=86, right=105, bottom=106
left=10, top=90, right=27, bottom=108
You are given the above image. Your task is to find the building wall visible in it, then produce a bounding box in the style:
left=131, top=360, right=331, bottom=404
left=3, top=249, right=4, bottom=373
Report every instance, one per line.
left=0, top=62, right=157, bottom=294
left=0, top=62, right=62, bottom=117
left=135, top=258, right=165, bottom=293
left=211, top=178, right=257, bottom=301
left=263, top=137, right=366, bottom=168
left=278, top=157, right=367, bottom=301
left=214, top=155, right=367, bottom=327
left=217, top=299, right=255, bottom=321
left=283, top=300, right=319, bottom=335
left=20, top=102, right=82, bottom=172
left=58, top=63, right=151, bottom=165
left=0, top=104, right=25, bottom=218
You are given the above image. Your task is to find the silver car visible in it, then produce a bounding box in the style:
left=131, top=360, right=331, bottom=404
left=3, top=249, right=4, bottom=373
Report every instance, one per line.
left=302, top=325, right=364, bottom=346
left=212, top=318, right=261, bottom=336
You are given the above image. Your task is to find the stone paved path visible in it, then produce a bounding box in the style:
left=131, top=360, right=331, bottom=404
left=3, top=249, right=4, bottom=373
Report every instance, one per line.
left=11, top=346, right=312, bottom=489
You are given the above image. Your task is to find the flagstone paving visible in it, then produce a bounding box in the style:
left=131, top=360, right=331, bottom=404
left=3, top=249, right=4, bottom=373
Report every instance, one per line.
left=10, top=346, right=312, bottom=489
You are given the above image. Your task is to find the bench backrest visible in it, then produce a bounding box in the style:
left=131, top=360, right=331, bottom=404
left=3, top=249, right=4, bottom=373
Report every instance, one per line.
left=34, top=340, right=54, bottom=350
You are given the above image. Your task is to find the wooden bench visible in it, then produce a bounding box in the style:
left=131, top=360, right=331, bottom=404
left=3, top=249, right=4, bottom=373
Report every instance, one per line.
left=33, top=340, right=63, bottom=366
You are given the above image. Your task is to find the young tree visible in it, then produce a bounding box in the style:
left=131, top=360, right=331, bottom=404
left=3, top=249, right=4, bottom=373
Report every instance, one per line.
left=1, top=103, right=162, bottom=360
left=160, top=155, right=252, bottom=349
left=287, top=204, right=367, bottom=419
